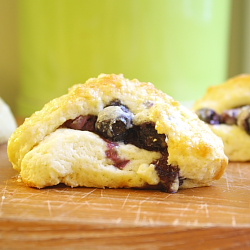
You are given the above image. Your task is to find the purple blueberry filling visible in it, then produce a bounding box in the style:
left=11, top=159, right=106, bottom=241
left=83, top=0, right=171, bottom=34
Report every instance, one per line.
left=196, top=106, right=250, bottom=134
left=63, top=99, right=183, bottom=192
left=105, top=140, right=130, bottom=169
left=64, top=115, right=97, bottom=132
left=154, top=152, right=183, bottom=193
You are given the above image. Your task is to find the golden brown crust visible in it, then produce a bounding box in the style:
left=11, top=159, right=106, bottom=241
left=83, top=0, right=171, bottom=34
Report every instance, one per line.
left=8, top=74, right=228, bottom=190
left=193, top=74, right=250, bottom=113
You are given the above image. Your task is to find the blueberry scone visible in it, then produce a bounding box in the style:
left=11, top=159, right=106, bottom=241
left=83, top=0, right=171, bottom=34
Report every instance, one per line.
left=193, top=74, right=250, bottom=161
left=8, top=74, right=227, bottom=193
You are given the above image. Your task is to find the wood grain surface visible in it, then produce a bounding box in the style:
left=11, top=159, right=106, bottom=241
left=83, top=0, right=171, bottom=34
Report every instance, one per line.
left=0, top=142, right=250, bottom=250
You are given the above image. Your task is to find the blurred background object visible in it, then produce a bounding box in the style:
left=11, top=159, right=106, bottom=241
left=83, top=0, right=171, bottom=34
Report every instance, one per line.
left=0, top=98, right=17, bottom=144
left=0, top=0, right=19, bottom=115
left=0, top=0, right=249, bottom=119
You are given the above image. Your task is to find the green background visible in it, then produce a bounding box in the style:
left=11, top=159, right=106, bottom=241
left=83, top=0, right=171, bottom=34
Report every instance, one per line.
left=18, top=0, right=231, bottom=117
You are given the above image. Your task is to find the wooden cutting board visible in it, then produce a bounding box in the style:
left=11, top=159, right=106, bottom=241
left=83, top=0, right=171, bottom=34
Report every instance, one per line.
left=0, top=142, right=250, bottom=250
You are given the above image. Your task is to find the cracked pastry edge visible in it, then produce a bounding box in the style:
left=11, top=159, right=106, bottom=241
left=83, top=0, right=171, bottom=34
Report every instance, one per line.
left=8, top=74, right=228, bottom=189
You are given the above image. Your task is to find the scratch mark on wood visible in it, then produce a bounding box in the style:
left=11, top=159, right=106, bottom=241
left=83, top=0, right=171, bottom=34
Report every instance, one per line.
left=236, top=163, right=243, bottom=181
left=84, top=201, right=90, bottom=208
left=133, top=198, right=151, bottom=224
left=135, top=204, right=141, bottom=224
left=0, top=181, right=8, bottom=216
left=47, top=200, right=52, bottom=217
left=172, top=219, right=179, bottom=225
left=115, top=217, right=122, bottom=224
left=201, top=203, right=209, bottom=218
left=125, top=204, right=138, bottom=212
left=58, top=202, right=85, bottom=218
left=224, top=172, right=231, bottom=191
left=193, top=219, right=199, bottom=226
left=149, top=218, right=155, bottom=225
left=164, top=194, right=171, bottom=199
left=57, top=201, right=71, bottom=209
left=81, top=189, right=97, bottom=199
left=232, top=216, right=236, bottom=226
left=121, top=193, right=130, bottom=209
left=16, top=193, right=38, bottom=203
left=45, top=190, right=98, bottom=217
left=179, top=203, right=191, bottom=217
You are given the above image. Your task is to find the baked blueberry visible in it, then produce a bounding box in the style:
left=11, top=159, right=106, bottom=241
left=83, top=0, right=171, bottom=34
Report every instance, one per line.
left=95, top=105, right=133, bottom=141
left=220, top=108, right=240, bottom=125
left=237, top=106, right=250, bottom=134
left=63, top=115, right=97, bottom=132
left=153, top=152, right=180, bottom=193
left=196, top=108, right=221, bottom=125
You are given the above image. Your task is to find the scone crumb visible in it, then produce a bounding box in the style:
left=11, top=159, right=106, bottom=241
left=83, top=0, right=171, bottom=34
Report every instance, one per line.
left=137, top=164, right=160, bottom=185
